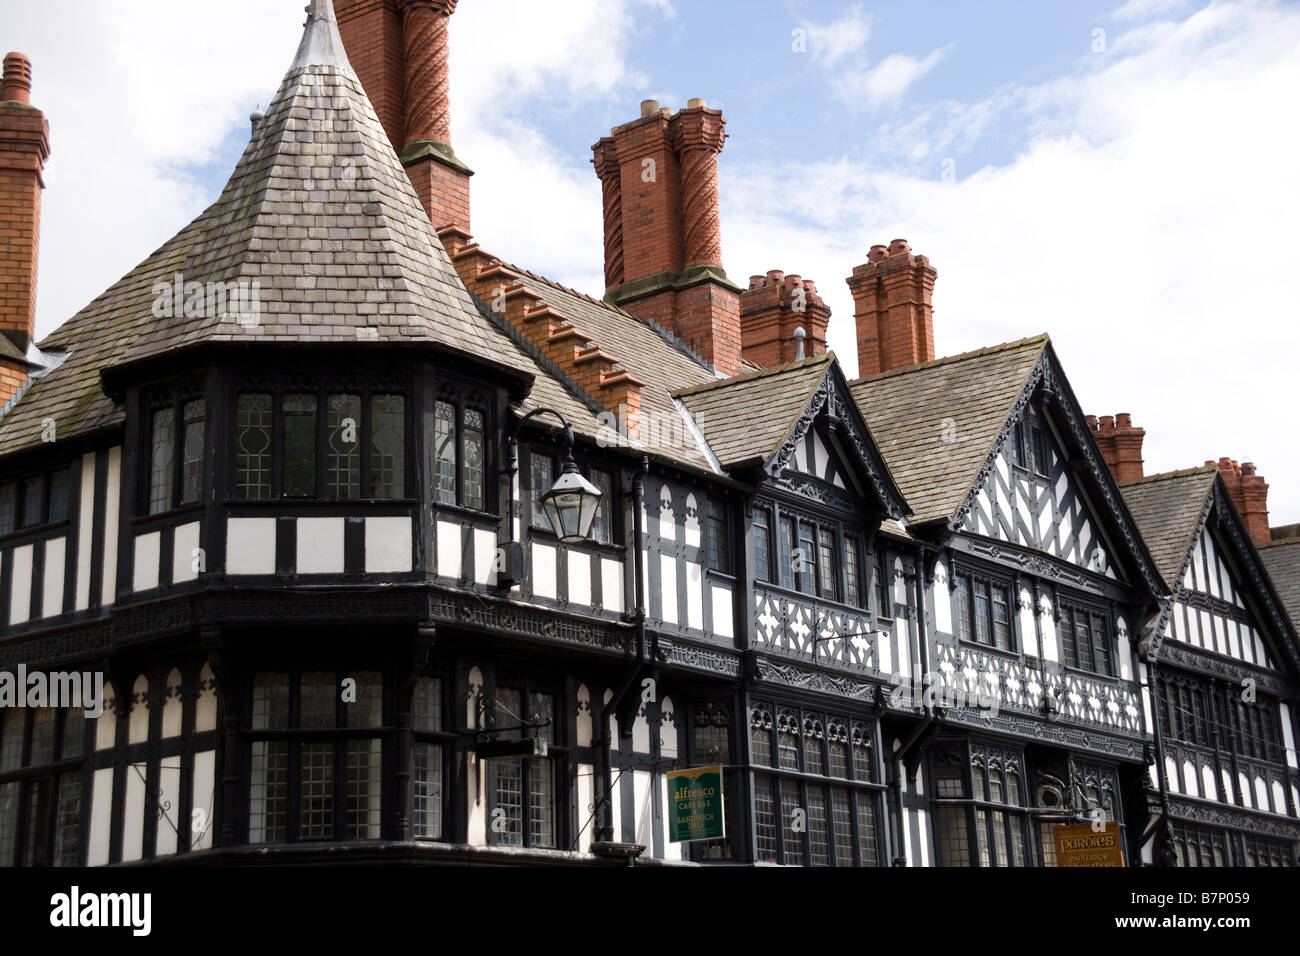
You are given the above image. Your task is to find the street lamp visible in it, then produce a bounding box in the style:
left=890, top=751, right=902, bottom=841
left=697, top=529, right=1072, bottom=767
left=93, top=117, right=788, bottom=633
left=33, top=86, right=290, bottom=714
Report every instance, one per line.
left=510, top=408, right=602, bottom=544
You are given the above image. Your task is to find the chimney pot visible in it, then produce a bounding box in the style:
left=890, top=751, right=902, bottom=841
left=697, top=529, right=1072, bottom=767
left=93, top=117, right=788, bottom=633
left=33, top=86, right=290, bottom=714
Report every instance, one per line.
left=749, top=275, right=765, bottom=290
left=1085, top=414, right=1098, bottom=430
left=794, top=326, right=807, bottom=361
left=687, top=97, right=706, bottom=109
left=1100, top=415, right=1114, bottom=429
left=888, top=239, right=911, bottom=256
left=766, top=269, right=784, bottom=285
left=783, top=274, right=802, bottom=291
left=1116, top=412, right=1132, bottom=428
left=867, top=245, right=888, bottom=262
left=641, top=99, right=660, bottom=117
left=803, top=279, right=817, bottom=295
left=2, top=53, right=32, bottom=104
left=1242, top=462, right=1257, bottom=477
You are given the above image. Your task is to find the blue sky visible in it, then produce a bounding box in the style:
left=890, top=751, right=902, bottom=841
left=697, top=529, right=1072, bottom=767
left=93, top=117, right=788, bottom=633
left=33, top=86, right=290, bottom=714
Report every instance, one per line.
left=7, top=0, right=1300, bottom=523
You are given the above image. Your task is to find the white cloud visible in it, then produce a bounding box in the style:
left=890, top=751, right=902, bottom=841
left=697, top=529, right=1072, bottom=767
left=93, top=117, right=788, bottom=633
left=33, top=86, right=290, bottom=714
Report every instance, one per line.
left=723, top=0, right=1300, bottom=521
left=836, top=48, right=949, bottom=110
left=8, top=1, right=303, bottom=341
left=799, top=3, right=872, bottom=67
left=1114, top=0, right=1190, bottom=20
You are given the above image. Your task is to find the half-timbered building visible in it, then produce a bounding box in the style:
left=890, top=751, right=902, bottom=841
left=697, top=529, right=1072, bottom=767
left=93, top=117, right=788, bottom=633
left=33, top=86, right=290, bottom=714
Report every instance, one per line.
left=1121, top=468, right=1300, bottom=866
left=0, top=0, right=1296, bottom=868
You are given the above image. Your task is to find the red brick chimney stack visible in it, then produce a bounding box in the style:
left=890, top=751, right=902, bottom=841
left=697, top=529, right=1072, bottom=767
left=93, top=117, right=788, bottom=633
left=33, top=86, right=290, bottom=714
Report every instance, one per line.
left=740, top=271, right=830, bottom=368
left=847, top=240, right=937, bottom=377
left=336, top=0, right=472, bottom=230
left=1210, top=457, right=1271, bottom=547
left=1087, top=412, right=1146, bottom=484
left=0, top=52, right=49, bottom=407
left=592, top=99, right=742, bottom=375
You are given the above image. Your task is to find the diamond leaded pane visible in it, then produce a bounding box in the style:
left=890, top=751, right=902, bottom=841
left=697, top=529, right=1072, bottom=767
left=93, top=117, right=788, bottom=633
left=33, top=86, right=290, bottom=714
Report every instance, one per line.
left=236, top=393, right=273, bottom=499
left=326, top=394, right=361, bottom=499
left=370, top=394, right=405, bottom=499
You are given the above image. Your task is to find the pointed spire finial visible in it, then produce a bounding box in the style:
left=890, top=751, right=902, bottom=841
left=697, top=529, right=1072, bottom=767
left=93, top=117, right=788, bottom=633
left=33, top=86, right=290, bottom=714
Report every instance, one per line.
left=291, top=0, right=354, bottom=72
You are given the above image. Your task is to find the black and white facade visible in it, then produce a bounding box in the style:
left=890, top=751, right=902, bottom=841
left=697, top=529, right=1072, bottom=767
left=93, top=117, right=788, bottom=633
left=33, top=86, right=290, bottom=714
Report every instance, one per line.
left=1, top=3, right=1297, bottom=871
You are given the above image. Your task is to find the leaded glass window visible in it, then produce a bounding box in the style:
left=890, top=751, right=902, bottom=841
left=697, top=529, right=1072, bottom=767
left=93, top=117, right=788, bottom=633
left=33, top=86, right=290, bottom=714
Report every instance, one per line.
left=844, top=535, right=861, bottom=606
left=181, top=399, right=206, bottom=504
left=591, top=470, right=614, bottom=545
left=0, top=483, right=15, bottom=536
left=326, top=394, right=361, bottom=499
left=530, top=454, right=554, bottom=530
left=434, top=401, right=456, bottom=506
left=47, top=469, right=69, bottom=524
left=412, top=677, right=446, bottom=841
left=707, top=498, right=730, bottom=573
left=462, top=407, right=485, bottom=511
left=0, top=707, right=87, bottom=866
left=778, top=516, right=795, bottom=590
left=236, top=393, right=273, bottom=499
left=753, top=508, right=772, bottom=583
left=751, top=703, right=883, bottom=866
left=486, top=684, right=558, bottom=850
left=952, top=567, right=1017, bottom=652
left=149, top=407, right=175, bottom=515
left=283, top=394, right=318, bottom=497
left=933, top=742, right=1030, bottom=867
left=371, top=395, right=405, bottom=499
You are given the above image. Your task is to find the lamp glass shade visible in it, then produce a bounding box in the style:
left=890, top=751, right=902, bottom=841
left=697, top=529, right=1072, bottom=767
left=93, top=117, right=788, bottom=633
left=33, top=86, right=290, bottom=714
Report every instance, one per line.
left=541, top=465, right=602, bottom=543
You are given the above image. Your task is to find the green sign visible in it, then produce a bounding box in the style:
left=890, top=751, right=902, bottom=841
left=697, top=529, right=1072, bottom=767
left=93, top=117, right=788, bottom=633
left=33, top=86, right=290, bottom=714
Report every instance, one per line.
left=667, top=765, right=725, bottom=843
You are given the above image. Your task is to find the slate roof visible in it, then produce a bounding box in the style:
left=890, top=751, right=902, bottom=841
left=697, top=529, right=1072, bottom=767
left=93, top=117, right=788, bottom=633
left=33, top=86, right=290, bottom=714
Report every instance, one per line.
left=848, top=336, right=1048, bottom=525
left=1260, top=535, right=1300, bottom=631
left=1119, top=467, right=1218, bottom=585
left=0, top=336, right=26, bottom=363
left=675, top=353, right=833, bottom=469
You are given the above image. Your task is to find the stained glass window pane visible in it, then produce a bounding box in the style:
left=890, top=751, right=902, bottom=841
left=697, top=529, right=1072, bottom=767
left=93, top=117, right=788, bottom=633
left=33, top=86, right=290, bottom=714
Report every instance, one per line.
left=463, top=407, right=485, bottom=511
left=434, top=401, right=456, bottom=506
left=149, top=407, right=175, bottom=514
left=326, top=394, right=361, bottom=499
left=181, top=400, right=206, bottom=504
left=236, top=393, right=273, bottom=499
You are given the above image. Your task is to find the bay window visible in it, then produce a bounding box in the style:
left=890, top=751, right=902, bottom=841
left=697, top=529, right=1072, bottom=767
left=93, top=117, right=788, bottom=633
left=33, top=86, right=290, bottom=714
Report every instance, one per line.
left=234, top=385, right=407, bottom=501
left=1058, top=598, right=1112, bottom=675
left=0, top=706, right=86, bottom=866
left=750, top=702, right=882, bottom=866
left=247, top=670, right=385, bottom=844
left=933, top=741, right=1028, bottom=867
left=485, top=682, right=558, bottom=850
left=433, top=399, right=488, bottom=512
left=145, top=392, right=206, bottom=515
left=951, top=566, right=1016, bottom=652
